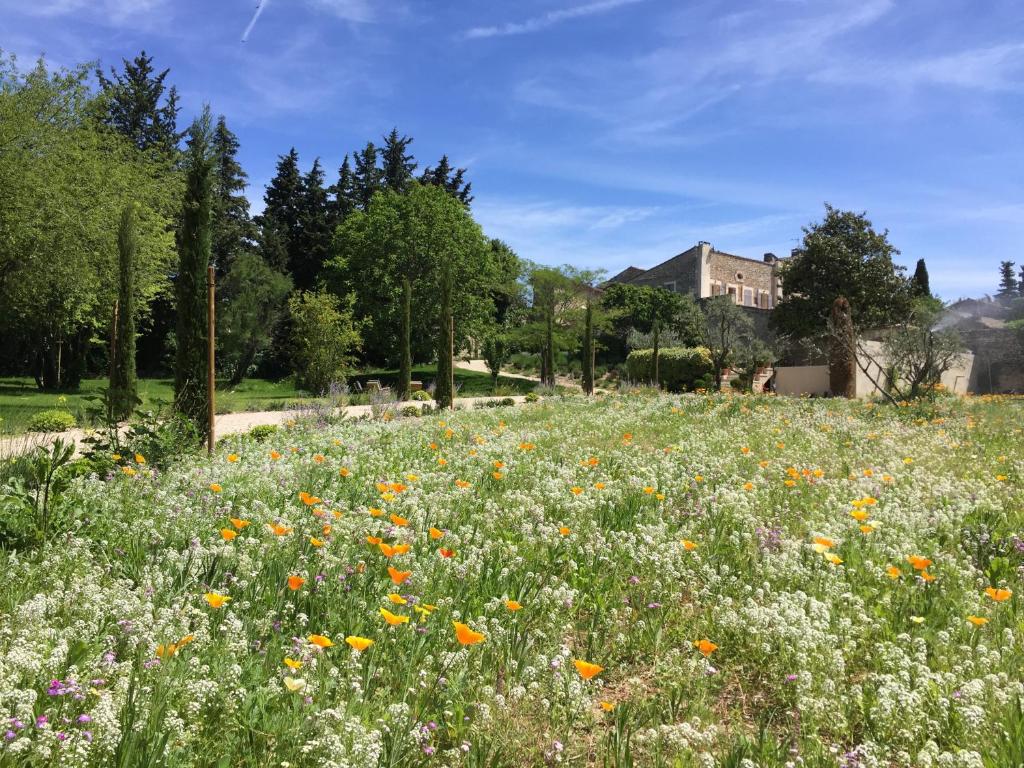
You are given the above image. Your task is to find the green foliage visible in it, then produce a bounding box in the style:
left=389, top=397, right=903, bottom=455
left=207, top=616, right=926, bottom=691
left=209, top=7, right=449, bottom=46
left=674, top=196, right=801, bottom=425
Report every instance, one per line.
left=0, top=437, right=76, bottom=548
left=0, top=55, right=179, bottom=390
left=400, top=405, right=421, bottom=417
left=247, top=424, right=279, bottom=442
left=625, top=347, right=714, bottom=391
left=219, top=251, right=292, bottom=385
left=109, top=203, right=139, bottom=421
left=997, top=260, right=1019, bottom=301
left=211, top=115, right=256, bottom=275
left=411, top=389, right=432, bottom=402
left=174, top=108, right=215, bottom=439
left=911, top=258, right=931, bottom=298
left=703, top=296, right=770, bottom=388
left=524, top=391, right=539, bottom=402
left=288, top=290, right=362, bottom=395
left=774, top=204, right=910, bottom=340
left=95, top=51, right=182, bottom=157
left=880, top=298, right=968, bottom=400
left=26, top=409, right=77, bottom=433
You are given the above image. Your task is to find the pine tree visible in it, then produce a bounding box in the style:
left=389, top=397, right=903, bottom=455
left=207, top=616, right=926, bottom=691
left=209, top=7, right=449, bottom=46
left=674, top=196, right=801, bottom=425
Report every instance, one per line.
left=256, top=148, right=303, bottom=271
left=328, top=154, right=357, bottom=227
left=1018, top=264, right=1024, bottom=297
left=997, top=261, right=1018, bottom=300
left=109, top=203, right=139, bottom=421
left=380, top=128, right=417, bottom=193
left=293, top=159, right=331, bottom=290
left=174, top=108, right=215, bottom=438
left=211, top=116, right=255, bottom=277
left=352, top=142, right=381, bottom=209
left=910, top=258, right=931, bottom=298
left=421, top=155, right=473, bottom=206
left=96, top=51, right=182, bottom=156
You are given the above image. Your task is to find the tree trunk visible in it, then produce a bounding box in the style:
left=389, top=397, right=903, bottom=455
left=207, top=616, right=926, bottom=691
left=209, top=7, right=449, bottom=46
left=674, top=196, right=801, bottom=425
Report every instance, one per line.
left=544, top=311, right=555, bottom=387
left=582, top=299, right=594, bottom=395
left=829, top=296, right=856, bottom=398
left=435, top=283, right=454, bottom=409
left=228, top=344, right=257, bottom=387
left=398, top=276, right=412, bottom=400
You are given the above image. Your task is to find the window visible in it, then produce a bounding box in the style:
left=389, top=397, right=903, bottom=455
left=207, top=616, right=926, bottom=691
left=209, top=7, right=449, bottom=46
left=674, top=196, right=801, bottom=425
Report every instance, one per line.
left=743, top=287, right=754, bottom=306
left=736, top=271, right=744, bottom=281
left=711, top=281, right=723, bottom=296
left=727, top=284, right=738, bottom=303
left=663, top=281, right=676, bottom=293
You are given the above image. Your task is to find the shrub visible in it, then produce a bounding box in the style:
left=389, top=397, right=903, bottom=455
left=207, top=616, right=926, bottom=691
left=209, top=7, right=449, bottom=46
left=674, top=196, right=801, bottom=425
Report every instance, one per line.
left=288, top=290, right=361, bottom=395
left=411, top=390, right=432, bottom=402
left=400, top=405, right=421, bottom=417
left=248, top=424, right=279, bottom=442
left=624, top=347, right=715, bottom=392
left=501, top=397, right=515, bottom=406
left=525, top=392, right=539, bottom=403
left=420, top=403, right=434, bottom=415
left=27, top=410, right=77, bottom=433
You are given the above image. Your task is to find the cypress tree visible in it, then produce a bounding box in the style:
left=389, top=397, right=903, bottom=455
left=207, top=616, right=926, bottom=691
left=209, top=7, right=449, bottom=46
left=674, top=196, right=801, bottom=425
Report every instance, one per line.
left=910, top=258, right=931, bottom=298
left=398, top=276, right=412, bottom=400
left=380, top=128, right=416, bottom=193
left=174, top=108, right=215, bottom=437
left=829, top=296, right=856, bottom=398
left=328, top=154, right=357, bottom=228
left=421, top=155, right=473, bottom=206
left=109, top=203, right=138, bottom=421
left=582, top=296, right=594, bottom=395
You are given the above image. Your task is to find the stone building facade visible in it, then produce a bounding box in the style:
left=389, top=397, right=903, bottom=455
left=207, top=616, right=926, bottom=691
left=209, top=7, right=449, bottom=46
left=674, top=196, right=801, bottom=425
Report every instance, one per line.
left=607, top=242, right=784, bottom=310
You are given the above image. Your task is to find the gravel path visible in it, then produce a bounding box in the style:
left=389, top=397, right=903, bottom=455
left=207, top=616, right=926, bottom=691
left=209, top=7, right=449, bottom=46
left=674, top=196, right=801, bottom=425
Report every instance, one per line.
left=0, top=395, right=526, bottom=459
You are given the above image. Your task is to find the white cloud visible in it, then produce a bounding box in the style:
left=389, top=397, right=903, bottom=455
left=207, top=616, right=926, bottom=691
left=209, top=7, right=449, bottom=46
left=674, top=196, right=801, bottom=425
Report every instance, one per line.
left=465, top=0, right=647, bottom=40
left=4, top=0, right=170, bottom=24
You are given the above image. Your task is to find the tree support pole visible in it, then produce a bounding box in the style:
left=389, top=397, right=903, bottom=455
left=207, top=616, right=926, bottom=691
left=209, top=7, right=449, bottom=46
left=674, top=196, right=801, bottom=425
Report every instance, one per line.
left=207, top=265, right=216, bottom=454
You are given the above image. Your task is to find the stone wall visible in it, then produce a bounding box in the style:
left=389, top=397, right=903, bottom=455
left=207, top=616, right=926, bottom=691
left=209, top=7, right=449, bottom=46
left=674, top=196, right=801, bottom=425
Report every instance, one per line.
left=626, top=245, right=700, bottom=295
left=708, top=252, right=775, bottom=308
left=962, top=328, right=1024, bottom=393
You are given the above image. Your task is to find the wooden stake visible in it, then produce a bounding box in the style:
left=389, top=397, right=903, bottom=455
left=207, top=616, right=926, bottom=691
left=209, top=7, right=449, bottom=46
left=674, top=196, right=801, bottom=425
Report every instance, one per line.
left=449, top=315, right=455, bottom=410
left=207, top=265, right=216, bottom=454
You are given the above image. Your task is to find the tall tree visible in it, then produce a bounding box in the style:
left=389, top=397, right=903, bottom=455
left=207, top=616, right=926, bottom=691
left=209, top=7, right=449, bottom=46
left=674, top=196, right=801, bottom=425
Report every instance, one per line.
left=582, top=293, right=595, bottom=395
left=109, top=203, right=139, bottom=420
left=380, top=128, right=416, bottom=193
left=528, top=267, right=578, bottom=387
left=96, top=50, right=182, bottom=157
left=829, top=297, right=855, bottom=398
left=910, top=258, right=931, bottom=298
left=352, top=142, right=382, bottom=210
left=328, top=154, right=357, bottom=228
left=997, top=261, right=1018, bottom=300
left=1019, top=264, right=1024, bottom=298
left=773, top=204, right=909, bottom=342
left=398, top=276, right=413, bottom=400
left=174, top=108, right=215, bottom=437
left=210, top=116, right=254, bottom=277
left=421, top=155, right=473, bottom=206
left=703, top=296, right=761, bottom=390
left=293, top=158, right=331, bottom=290
left=256, top=148, right=303, bottom=272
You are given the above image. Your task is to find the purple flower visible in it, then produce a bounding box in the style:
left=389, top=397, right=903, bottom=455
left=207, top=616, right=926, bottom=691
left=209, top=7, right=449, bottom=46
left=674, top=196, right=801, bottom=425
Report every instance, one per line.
left=647, top=602, right=662, bottom=609
left=422, top=745, right=435, bottom=756
left=35, top=716, right=48, bottom=727
left=9, top=720, right=23, bottom=730
left=786, top=673, right=798, bottom=683
left=77, top=715, right=91, bottom=724
left=56, top=732, right=67, bottom=742
left=82, top=731, right=93, bottom=742
left=628, top=575, right=641, bottom=585
left=4, top=731, right=15, bottom=741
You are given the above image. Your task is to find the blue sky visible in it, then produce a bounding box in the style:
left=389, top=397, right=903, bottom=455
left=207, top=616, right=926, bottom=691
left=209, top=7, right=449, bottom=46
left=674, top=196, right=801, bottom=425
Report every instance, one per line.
left=3, top=0, right=1023, bottom=299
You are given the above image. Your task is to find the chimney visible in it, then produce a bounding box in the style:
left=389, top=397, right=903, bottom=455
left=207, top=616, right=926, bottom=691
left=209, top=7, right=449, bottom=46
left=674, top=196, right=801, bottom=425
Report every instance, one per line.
left=763, top=252, right=777, bottom=264
left=790, top=248, right=801, bottom=258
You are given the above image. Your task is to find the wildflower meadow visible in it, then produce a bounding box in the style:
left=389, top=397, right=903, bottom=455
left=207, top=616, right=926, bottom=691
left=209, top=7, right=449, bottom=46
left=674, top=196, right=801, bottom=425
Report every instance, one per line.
left=1, top=393, right=1022, bottom=768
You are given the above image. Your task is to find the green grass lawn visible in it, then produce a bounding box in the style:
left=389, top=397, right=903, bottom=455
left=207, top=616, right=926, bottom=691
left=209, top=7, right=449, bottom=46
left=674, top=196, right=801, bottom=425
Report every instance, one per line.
left=350, top=365, right=537, bottom=398
left=0, top=377, right=307, bottom=435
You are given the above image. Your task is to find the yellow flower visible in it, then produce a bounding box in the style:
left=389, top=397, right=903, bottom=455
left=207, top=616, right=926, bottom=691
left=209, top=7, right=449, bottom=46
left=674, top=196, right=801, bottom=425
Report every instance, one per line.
left=910, top=616, right=925, bottom=624
left=885, top=565, right=902, bottom=579
left=204, top=592, right=230, bottom=609
left=283, top=676, right=306, bottom=693
left=208, top=482, right=222, bottom=492
left=380, top=608, right=410, bottom=626
left=570, top=486, right=584, bottom=496
left=283, top=657, right=303, bottom=669
left=984, top=587, right=1012, bottom=602
left=307, top=634, right=333, bottom=648
left=387, top=593, right=408, bottom=605
left=693, top=639, right=718, bottom=657
left=599, top=701, right=615, bottom=712
left=967, top=615, right=989, bottom=626
left=134, top=453, right=146, bottom=465
left=505, top=599, right=522, bottom=611
left=743, top=482, right=754, bottom=491
left=681, top=539, right=698, bottom=551
left=220, top=528, right=237, bottom=541
left=227, top=453, right=239, bottom=463
left=346, top=636, right=374, bottom=651
left=823, top=552, right=843, bottom=566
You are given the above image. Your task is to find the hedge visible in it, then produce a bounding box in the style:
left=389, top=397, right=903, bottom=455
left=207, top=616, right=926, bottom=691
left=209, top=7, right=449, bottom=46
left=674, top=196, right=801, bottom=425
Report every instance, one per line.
left=625, top=347, right=715, bottom=392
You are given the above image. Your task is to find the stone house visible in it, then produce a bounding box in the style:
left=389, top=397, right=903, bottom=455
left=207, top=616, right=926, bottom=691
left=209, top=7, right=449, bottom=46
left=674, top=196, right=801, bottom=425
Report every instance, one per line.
left=606, top=241, right=784, bottom=310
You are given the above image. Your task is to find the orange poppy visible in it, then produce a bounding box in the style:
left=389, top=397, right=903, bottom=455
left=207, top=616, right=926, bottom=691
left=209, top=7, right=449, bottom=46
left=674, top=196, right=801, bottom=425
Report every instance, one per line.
left=439, top=548, right=456, bottom=558
left=369, top=507, right=384, bottom=517
left=885, top=566, right=902, bottom=579
left=312, top=454, right=325, bottom=464
left=346, top=636, right=374, bottom=651
left=505, top=599, right=522, bottom=611
left=307, top=634, right=333, bottom=648
left=287, top=575, right=306, bottom=591
left=559, top=526, right=571, bottom=536
left=204, top=592, right=231, bottom=609
left=907, top=555, right=932, bottom=571
left=429, top=527, right=445, bottom=540
left=985, top=587, right=1012, bottom=602
left=227, top=454, right=239, bottom=463
left=267, top=523, right=292, bottom=536
left=694, top=639, right=718, bottom=657
left=208, top=483, right=222, bottom=492
left=390, top=513, right=408, bottom=527
left=339, top=468, right=351, bottom=477
left=309, top=537, right=325, bottom=548
left=269, top=450, right=282, bottom=461
left=492, top=471, right=504, bottom=480
left=220, top=528, right=237, bottom=541
left=573, top=659, right=603, bottom=680
left=387, top=593, right=407, bottom=605
left=229, top=517, right=250, bottom=529
left=454, top=479, right=471, bottom=489
left=284, top=657, right=303, bottom=669
left=366, top=535, right=383, bottom=546
left=599, top=701, right=615, bottom=712
left=388, top=566, right=411, bottom=585
left=453, top=621, right=486, bottom=645
left=681, top=540, right=698, bottom=551
left=570, top=486, right=584, bottom=495
left=967, top=615, right=989, bottom=626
